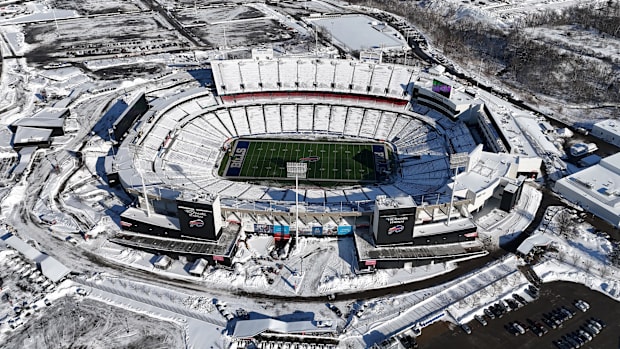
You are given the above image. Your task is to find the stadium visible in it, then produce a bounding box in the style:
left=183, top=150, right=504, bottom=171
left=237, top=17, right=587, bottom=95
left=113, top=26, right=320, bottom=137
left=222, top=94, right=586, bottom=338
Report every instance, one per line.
left=107, top=57, right=540, bottom=270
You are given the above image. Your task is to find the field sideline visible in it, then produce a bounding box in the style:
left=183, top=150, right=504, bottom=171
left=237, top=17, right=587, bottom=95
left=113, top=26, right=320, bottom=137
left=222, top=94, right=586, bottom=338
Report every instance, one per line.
left=223, top=139, right=389, bottom=182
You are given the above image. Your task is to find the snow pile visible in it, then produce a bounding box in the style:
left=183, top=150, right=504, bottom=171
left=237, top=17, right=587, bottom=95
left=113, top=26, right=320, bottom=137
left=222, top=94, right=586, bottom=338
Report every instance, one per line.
left=319, top=270, right=390, bottom=293
left=84, top=53, right=174, bottom=71
left=535, top=259, right=620, bottom=300
left=181, top=295, right=215, bottom=313
left=203, top=264, right=269, bottom=290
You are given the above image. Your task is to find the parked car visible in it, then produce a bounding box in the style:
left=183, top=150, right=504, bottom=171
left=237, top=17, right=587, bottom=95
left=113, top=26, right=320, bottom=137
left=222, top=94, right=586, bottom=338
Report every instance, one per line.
left=506, top=299, right=519, bottom=310
left=512, top=322, right=526, bottom=335
left=475, top=315, right=487, bottom=326
left=574, top=299, right=590, bottom=312
left=590, top=317, right=606, bottom=328
left=530, top=324, right=544, bottom=337
left=587, top=319, right=602, bottom=331
left=542, top=317, right=557, bottom=329
left=562, top=306, right=576, bottom=317
left=355, top=307, right=365, bottom=318
left=513, top=293, right=527, bottom=305
left=316, top=320, right=333, bottom=328
left=460, top=324, right=472, bottom=334
left=328, top=304, right=342, bottom=317
left=66, top=236, right=79, bottom=246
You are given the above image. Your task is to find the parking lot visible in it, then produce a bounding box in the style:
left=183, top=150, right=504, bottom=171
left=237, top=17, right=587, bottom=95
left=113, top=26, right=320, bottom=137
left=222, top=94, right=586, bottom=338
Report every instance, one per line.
left=417, top=281, right=620, bottom=349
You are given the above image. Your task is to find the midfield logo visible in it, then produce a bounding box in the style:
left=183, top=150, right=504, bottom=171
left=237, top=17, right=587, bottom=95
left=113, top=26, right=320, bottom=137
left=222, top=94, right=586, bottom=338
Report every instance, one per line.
left=299, top=156, right=320, bottom=162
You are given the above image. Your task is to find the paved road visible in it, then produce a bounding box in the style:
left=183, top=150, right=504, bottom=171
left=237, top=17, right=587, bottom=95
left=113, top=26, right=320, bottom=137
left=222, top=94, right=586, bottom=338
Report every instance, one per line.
left=417, top=281, right=620, bottom=349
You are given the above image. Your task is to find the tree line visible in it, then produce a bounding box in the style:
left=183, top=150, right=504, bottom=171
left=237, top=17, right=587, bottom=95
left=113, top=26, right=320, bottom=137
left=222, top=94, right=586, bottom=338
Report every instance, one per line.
left=347, top=0, right=619, bottom=106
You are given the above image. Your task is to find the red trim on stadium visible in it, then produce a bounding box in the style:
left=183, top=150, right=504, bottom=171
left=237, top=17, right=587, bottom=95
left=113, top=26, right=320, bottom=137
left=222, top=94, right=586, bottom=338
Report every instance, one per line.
left=220, top=91, right=409, bottom=107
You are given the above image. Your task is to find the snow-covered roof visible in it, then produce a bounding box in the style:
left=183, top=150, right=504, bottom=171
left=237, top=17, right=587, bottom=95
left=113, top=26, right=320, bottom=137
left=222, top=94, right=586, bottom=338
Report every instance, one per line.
left=515, top=116, right=561, bottom=156
left=375, top=195, right=416, bottom=209
left=13, top=126, right=53, bottom=144
left=189, top=258, right=208, bottom=275
left=555, top=152, right=620, bottom=227
left=1, top=233, right=71, bottom=282
left=601, top=152, right=620, bottom=173
left=39, top=256, right=72, bottom=282
left=12, top=117, right=65, bottom=129
left=517, top=157, right=542, bottom=173
left=111, top=224, right=240, bottom=257
left=12, top=146, right=37, bottom=175
left=454, top=149, right=515, bottom=194
left=561, top=153, right=620, bottom=205
left=454, top=146, right=540, bottom=197
left=32, top=107, right=69, bottom=119
left=121, top=207, right=180, bottom=231
left=1, top=232, right=41, bottom=260
left=309, top=14, right=405, bottom=51
left=232, top=318, right=334, bottom=338
left=413, top=217, right=477, bottom=238
left=517, top=233, right=554, bottom=255
left=154, top=255, right=172, bottom=268
left=593, top=119, right=620, bottom=137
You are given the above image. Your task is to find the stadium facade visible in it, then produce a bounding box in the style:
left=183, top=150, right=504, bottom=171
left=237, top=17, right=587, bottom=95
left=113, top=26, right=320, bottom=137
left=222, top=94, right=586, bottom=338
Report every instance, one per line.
left=106, top=58, right=540, bottom=269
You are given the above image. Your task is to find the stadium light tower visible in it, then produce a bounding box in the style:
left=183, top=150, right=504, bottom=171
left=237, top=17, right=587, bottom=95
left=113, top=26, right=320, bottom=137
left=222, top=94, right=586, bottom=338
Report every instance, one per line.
left=287, top=162, right=307, bottom=251
left=447, top=152, right=469, bottom=226
left=131, top=144, right=151, bottom=217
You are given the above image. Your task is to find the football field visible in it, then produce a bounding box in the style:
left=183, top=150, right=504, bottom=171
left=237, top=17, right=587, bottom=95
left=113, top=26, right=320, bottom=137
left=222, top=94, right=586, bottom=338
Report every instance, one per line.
left=223, top=139, right=389, bottom=182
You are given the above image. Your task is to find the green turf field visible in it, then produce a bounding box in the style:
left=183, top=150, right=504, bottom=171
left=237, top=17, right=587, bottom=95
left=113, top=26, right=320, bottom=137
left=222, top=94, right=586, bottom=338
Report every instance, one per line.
left=223, top=139, right=387, bottom=182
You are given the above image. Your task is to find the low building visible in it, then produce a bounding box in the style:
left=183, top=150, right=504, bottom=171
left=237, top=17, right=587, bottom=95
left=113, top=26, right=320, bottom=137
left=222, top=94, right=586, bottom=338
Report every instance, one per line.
left=233, top=318, right=336, bottom=339
left=8, top=108, right=67, bottom=149
left=153, top=255, right=172, bottom=270
left=0, top=232, right=71, bottom=282
left=12, top=127, right=53, bottom=148
left=188, top=258, right=208, bottom=276
left=592, top=119, right=620, bottom=148
left=554, top=153, right=620, bottom=228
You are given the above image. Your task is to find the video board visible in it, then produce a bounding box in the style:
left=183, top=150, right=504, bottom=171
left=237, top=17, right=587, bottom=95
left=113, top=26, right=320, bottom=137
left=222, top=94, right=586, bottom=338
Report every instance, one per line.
left=432, top=79, right=452, bottom=99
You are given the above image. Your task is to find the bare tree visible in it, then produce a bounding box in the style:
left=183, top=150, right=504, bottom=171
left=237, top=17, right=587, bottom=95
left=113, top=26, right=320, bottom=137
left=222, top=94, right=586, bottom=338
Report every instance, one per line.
left=571, top=252, right=580, bottom=266
left=492, top=282, right=503, bottom=296
left=556, top=211, right=574, bottom=237
left=470, top=293, right=481, bottom=306
left=583, top=259, right=593, bottom=271
left=557, top=249, right=567, bottom=262
left=600, top=265, right=611, bottom=279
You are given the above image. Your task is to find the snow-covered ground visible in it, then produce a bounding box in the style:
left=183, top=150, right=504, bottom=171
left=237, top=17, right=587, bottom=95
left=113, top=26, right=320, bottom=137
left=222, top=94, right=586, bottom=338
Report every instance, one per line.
left=97, top=234, right=458, bottom=297
left=529, top=206, right=620, bottom=300
left=0, top=1, right=617, bottom=348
